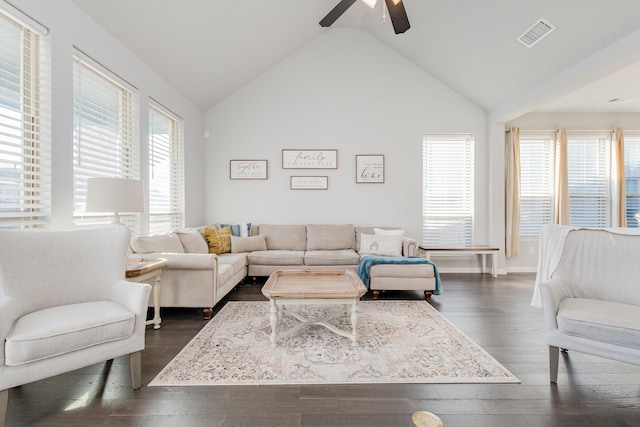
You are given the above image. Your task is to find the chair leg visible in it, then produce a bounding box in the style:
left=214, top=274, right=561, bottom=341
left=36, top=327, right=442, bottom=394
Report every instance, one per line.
left=130, top=351, right=142, bottom=390
left=549, top=345, right=559, bottom=384
left=1, top=388, right=8, bottom=427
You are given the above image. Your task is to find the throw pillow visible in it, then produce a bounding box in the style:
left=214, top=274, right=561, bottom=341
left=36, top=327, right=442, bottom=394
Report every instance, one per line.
left=373, top=227, right=405, bottom=236
left=359, top=233, right=403, bottom=257
left=231, top=235, right=267, bottom=253
left=220, top=222, right=252, bottom=237
left=176, top=228, right=208, bottom=254
left=204, top=226, right=232, bottom=254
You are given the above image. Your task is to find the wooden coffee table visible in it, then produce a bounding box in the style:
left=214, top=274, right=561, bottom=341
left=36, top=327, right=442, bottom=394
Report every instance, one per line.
left=261, top=269, right=367, bottom=347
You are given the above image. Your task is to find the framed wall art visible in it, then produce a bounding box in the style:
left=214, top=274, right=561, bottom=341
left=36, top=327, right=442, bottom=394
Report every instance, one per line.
left=290, top=176, right=328, bottom=190
left=282, top=149, right=338, bottom=169
left=356, top=154, right=384, bottom=183
left=229, top=160, right=268, bottom=180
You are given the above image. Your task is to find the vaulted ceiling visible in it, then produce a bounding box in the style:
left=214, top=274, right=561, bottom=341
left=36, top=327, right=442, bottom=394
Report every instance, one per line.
left=70, top=0, right=640, bottom=118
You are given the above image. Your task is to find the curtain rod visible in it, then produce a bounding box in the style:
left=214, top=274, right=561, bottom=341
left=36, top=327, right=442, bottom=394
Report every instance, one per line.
left=506, top=128, right=620, bottom=133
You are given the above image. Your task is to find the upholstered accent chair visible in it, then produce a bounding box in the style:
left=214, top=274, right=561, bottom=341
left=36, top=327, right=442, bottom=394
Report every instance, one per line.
left=535, top=225, right=640, bottom=383
left=0, top=226, right=151, bottom=425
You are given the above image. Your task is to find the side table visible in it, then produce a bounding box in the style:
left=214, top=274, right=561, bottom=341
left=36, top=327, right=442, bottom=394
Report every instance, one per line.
left=126, top=258, right=167, bottom=329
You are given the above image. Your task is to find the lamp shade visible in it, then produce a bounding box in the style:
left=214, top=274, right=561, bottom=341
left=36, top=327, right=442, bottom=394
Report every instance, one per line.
left=86, top=178, right=145, bottom=214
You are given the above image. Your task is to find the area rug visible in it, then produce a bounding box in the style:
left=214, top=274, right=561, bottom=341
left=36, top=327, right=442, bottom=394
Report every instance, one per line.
left=149, top=301, right=519, bottom=386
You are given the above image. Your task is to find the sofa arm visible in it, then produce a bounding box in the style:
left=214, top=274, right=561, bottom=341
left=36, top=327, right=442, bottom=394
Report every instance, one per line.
left=128, top=253, right=217, bottom=270
left=539, top=278, right=574, bottom=331
left=0, top=297, right=22, bottom=366
left=111, top=280, right=152, bottom=333
left=402, top=237, right=418, bottom=256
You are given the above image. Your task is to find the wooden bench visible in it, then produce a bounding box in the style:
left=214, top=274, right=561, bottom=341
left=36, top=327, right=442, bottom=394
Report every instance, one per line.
left=419, top=246, right=499, bottom=277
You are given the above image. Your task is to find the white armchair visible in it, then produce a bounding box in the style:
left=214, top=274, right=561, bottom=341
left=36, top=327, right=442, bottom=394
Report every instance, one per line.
left=534, top=225, right=640, bottom=383
left=0, top=226, right=151, bottom=424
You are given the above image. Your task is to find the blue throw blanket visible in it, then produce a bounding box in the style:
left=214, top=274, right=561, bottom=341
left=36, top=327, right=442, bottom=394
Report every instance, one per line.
left=358, top=255, right=442, bottom=295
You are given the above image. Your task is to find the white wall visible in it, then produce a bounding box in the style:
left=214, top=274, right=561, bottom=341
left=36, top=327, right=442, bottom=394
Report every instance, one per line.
left=205, top=29, right=496, bottom=271
left=505, top=111, right=640, bottom=272
left=9, top=0, right=206, bottom=229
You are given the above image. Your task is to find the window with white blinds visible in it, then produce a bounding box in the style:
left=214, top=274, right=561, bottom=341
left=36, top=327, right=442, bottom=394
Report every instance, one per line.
left=422, top=134, right=474, bottom=246
left=624, top=132, right=640, bottom=228
left=72, top=49, right=138, bottom=228
left=148, top=101, right=184, bottom=234
left=0, top=11, right=49, bottom=229
left=567, top=132, right=611, bottom=228
left=519, top=132, right=555, bottom=237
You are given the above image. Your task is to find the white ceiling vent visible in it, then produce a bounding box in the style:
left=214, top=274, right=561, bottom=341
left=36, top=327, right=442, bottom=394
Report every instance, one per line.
left=518, top=18, right=556, bottom=48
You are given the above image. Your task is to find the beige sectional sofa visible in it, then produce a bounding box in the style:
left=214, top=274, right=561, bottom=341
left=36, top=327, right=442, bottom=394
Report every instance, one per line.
left=129, top=223, right=436, bottom=319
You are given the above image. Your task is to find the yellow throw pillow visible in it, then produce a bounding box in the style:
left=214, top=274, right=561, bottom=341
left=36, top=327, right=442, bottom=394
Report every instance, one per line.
left=204, top=226, right=232, bottom=254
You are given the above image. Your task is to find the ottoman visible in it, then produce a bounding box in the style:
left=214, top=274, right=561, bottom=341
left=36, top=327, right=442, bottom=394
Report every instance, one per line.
left=369, top=263, right=436, bottom=301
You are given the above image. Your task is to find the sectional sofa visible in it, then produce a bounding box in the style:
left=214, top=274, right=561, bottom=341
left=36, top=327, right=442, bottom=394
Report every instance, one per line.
left=129, top=223, right=436, bottom=319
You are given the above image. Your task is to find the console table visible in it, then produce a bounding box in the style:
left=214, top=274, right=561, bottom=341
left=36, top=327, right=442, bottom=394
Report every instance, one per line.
left=419, top=246, right=499, bottom=277
left=126, top=258, right=167, bottom=329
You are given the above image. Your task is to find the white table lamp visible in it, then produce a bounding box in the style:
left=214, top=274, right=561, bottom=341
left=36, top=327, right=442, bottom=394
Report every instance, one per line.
left=85, top=178, right=145, bottom=224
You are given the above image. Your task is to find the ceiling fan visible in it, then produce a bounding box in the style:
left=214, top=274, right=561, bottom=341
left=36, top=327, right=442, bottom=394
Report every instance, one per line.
left=319, top=0, right=410, bottom=34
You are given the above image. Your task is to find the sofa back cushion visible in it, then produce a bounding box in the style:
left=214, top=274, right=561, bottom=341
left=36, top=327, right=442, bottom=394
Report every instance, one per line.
left=130, top=232, right=185, bottom=254
left=259, top=224, right=307, bottom=251
left=306, top=224, right=356, bottom=250
left=553, top=228, right=640, bottom=306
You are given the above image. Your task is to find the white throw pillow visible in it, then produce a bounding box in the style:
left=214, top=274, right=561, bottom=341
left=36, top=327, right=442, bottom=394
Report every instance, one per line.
left=177, top=228, right=209, bottom=254
left=359, top=233, right=403, bottom=257
left=373, top=227, right=405, bottom=236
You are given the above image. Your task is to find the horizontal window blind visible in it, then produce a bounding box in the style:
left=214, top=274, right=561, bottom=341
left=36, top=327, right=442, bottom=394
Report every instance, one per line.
left=72, top=49, right=139, bottom=229
left=567, top=132, right=610, bottom=228
left=519, top=132, right=555, bottom=237
left=422, top=134, right=474, bottom=246
left=0, top=11, right=50, bottom=229
left=624, top=132, right=640, bottom=228
left=149, top=100, right=184, bottom=234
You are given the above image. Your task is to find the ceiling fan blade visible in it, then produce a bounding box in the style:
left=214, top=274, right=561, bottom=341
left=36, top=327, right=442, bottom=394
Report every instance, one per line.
left=319, top=0, right=358, bottom=27
left=384, top=0, right=410, bottom=34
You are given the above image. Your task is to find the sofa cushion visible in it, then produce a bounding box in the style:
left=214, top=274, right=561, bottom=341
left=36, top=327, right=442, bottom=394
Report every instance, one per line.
left=176, top=228, right=209, bottom=254
left=374, top=227, right=405, bottom=236
left=304, top=249, right=360, bottom=266
left=557, top=298, right=640, bottom=348
left=130, top=232, right=184, bottom=254
left=5, top=301, right=135, bottom=366
left=217, top=253, right=249, bottom=276
left=248, top=250, right=305, bottom=266
left=204, top=226, right=232, bottom=254
left=231, top=235, right=267, bottom=253
left=359, top=233, right=403, bottom=257
left=259, top=224, right=307, bottom=251
left=306, top=224, right=356, bottom=250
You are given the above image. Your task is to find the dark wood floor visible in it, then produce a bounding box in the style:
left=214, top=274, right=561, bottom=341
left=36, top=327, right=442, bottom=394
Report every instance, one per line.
left=5, top=273, right=640, bottom=426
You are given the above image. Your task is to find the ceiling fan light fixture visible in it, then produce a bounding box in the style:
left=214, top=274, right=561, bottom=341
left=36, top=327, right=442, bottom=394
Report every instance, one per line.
left=362, top=0, right=377, bottom=8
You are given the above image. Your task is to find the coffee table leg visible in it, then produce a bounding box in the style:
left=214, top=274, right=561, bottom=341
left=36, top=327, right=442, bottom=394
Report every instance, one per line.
left=350, top=301, right=358, bottom=346
left=269, top=299, right=278, bottom=348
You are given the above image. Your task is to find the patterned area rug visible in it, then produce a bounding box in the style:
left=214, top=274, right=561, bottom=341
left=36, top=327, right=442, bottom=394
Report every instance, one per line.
left=149, top=301, right=519, bottom=386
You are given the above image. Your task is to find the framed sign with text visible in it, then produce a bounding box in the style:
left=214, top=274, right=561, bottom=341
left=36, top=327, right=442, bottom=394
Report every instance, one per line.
left=282, top=149, right=337, bottom=169
left=229, top=160, right=268, bottom=180
left=290, top=176, right=328, bottom=190
left=356, top=154, right=384, bottom=183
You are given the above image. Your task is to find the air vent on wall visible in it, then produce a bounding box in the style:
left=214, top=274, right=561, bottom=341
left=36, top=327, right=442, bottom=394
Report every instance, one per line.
left=518, top=18, right=555, bottom=48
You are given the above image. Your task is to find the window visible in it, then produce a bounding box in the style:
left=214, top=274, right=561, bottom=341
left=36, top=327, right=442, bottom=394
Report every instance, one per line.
left=0, top=11, right=49, bottom=229
left=422, top=134, right=474, bottom=246
left=624, top=132, right=640, bottom=228
left=567, top=132, right=611, bottom=228
left=148, top=100, right=184, bottom=233
left=519, top=132, right=555, bottom=237
left=72, top=49, right=138, bottom=228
